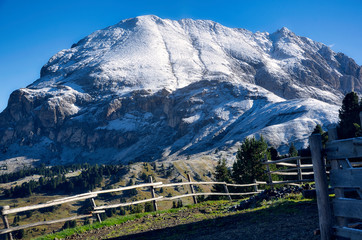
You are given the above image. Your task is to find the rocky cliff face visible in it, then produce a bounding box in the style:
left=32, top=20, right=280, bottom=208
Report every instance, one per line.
left=0, top=15, right=359, bottom=166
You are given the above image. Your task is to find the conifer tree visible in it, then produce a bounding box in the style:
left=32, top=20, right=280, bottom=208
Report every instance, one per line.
left=212, top=159, right=232, bottom=194
left=288, top=143, right=298, bottom=157
left=338, top=92, right=362, bottom=139
left=232, top=136, right=268, bottom=184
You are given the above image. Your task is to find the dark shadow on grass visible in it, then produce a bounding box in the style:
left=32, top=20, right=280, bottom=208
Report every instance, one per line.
left=106, top=201, right=319, bottom=240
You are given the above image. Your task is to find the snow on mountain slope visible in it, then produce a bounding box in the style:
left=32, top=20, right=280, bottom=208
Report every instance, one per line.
left=0, top=15, right=360, bottom=166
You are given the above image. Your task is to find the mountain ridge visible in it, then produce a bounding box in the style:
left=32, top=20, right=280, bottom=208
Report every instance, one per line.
left=0, top=15, right=360, bottom=170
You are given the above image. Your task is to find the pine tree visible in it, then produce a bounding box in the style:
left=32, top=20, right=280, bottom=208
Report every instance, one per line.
left=338, top=92, right=362, bottom=139
left=212, top=159, right=232, bottom=195
left=232, top=136, right=268, bottom=184
left=288, top=143, right=298, bottom=157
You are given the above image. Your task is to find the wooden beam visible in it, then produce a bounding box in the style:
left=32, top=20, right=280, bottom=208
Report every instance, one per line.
left=262, top=157, right=310, bottom=165
left=335, top=226, right=362, bottom=240
left=269, top=171, right=298, bottom=176
left=226, top=183, right=258, bottom=187
left=94, top=196, right=163, bottom=210
left=333, top=198, right=362, bottom=220
left=0, top=214, right=92, bottom=234
left=310, top=134, right=333, bottom=240
left=92, top=182, right=163, bottom=195
left=326, top=138, right=362, bottom=160
left=154, top=181, right=225, bottom=188
left=160, top=191, right=260, bottom=201
left=2, top=194, right=98, bottom=215
left=266, top=179, right=314, bottom=185
left=275, top=162, right=297, bottom=167
left=330, top=168, right=362, bottom=189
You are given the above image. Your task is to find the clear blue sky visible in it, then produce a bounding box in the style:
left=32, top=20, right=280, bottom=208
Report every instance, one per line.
left=0, top=0, right=361, bottom=111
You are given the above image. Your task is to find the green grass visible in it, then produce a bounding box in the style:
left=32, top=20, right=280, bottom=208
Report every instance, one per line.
left=35, top=194, right=314, bottom=240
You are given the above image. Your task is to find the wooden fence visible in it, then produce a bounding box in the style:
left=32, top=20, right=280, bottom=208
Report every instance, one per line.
left=0, top=173, right=264, bottom=239
left=310, top=124, right=362, bottom=240
left=262, top=155, right=315, bottom=186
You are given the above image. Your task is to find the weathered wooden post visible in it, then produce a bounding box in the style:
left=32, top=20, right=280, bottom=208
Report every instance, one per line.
left=253, top=179, right=258, bottom=193
left=264, top=155, right=273, bottom=185
left=187, top=173, right=197, bottom=204
left=223, top=183, right=232, bottom=201
left=309, top=134, right=333, bottom=240
left=89, top=194, right=102, bottom=223
left=149, top=176, right=158, bottom=211
left=1, top=206, right=13, bottom=240
left=328, top=127, right=348, bottom=228
left=296, top=158, right=303, bottom=181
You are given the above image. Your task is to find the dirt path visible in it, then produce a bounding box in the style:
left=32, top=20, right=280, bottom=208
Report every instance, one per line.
left=65, top=200, right=319, bottom=240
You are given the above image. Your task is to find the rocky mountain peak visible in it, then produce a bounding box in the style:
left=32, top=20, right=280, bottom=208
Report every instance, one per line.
left=0, top=16, right=360, bottom=169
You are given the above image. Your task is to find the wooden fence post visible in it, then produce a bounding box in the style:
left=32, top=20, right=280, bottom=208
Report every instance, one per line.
left=264, top=155, right=272, bottom=185
left=1, top=206, right=13, bottom=240
left=187, top=174, right=197, bottom=204
left=149, top=176, right=158, bottom=211
left=90, top=197, right=102, bottom=223
left=328, top=127, right=348, bottom=228
left=310, top=134, right=333, bottom=240
left=223, top=183, right=232, bottom=201
left=296, top=158, right=303, bottom=181
left=253, top=179, right=258, bottom=193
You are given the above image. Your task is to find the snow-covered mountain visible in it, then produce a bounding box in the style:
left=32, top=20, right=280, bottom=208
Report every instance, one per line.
left=0, top=15, right=361, bottom=167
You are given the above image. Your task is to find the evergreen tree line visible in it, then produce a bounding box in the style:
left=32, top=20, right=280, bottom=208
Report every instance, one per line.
left=3, top=164, right=128, bottom=198
left=0, top=163, right=92, bottom=184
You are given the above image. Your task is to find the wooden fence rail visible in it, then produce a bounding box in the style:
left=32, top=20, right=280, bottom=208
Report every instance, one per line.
left=261, top=155, right=315, bottom=185
left=1, top=154, right=322, bottom=238
left=0, top=173, right=270, bottom=238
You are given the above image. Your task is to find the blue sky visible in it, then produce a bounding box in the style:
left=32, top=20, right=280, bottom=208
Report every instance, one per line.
left=0, top=0, right=361, bottom=111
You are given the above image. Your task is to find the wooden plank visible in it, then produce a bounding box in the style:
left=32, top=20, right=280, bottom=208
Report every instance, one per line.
left=154, top=181, right=224, bottom=188
left=226, top=183, right=258, bottom=187
left=276, top=162, right=297, bottom=167
left=301, top=172, right=314, bottom=176
left=92, top=182, right=163, bottom=194
left=270, top=166, right=313, bottom=173
left=270, top=171, right=298, bottom=176
left=333, top=198, right=362, bottom=220
left=255, top=181, right=268, bottom=185
left=94, top=196, right=163, bottom=210
left=330, top=168, right=362, bottom=189
left=326, top=138, right=362, bottom=159
left=267, top=179, right=314, bottom=185
left=160, top=191, right=260, bottom=201
left=309, top=134, right=333, bottom=240
left=0, top=214, right=92, bottom=234
left=2, top=194, right=98, bottom=215
left=335, top=227, right=362, bottom=240
left=262, top=157, right=311, bottom=165
left=46, top=193, right=96, bottom=203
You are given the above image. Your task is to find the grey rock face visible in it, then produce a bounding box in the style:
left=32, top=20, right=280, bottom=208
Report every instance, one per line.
left=0, top=16, right=359, bottom=165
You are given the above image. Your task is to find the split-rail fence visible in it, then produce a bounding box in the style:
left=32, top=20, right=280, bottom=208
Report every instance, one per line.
left=0, top=155, right=321, bottom=239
